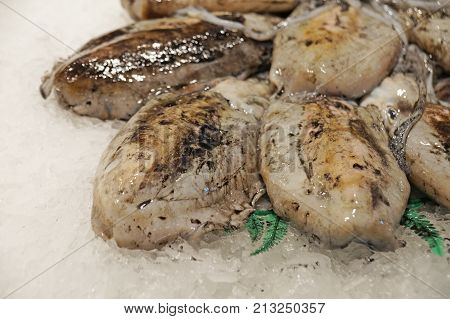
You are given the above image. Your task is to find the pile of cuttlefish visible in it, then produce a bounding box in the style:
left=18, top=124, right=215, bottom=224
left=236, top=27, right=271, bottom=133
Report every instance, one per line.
left=41, top=0, right=449, bottom=251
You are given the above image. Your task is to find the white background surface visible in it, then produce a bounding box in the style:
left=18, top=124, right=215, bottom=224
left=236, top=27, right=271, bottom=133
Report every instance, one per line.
left=0, top=0, right=128, bottom=298
left=0, top=0, right=449, bottom=299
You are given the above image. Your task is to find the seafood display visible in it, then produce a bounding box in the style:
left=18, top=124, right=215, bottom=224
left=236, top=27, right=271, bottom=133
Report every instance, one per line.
left=41, top=0, right=450, bottom=252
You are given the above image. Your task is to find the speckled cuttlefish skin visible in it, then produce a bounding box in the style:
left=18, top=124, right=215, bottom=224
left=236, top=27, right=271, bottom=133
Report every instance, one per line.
left=396, top=6, right=450, bottom=71
left=41, top=16, right=271, bottom=120
left=92, top=78, right=272, bottom=250
left=121, top=0, right=298, bottom=20
left=270, top=2, right=402, bottom=98
left=260, top=96, right=410, bottom=250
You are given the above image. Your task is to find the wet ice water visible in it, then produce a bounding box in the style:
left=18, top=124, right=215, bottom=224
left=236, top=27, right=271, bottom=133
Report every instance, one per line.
left=0, top=0, right=449, bottom=298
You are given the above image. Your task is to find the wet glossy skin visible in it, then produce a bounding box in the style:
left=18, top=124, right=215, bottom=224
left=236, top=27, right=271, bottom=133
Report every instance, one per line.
left=121, top=0, right=298, bottom=20
left=260, top=96, right=410, bottom=250
left=400, top=7, right=450, bottom=71
left=407, top=105, right=450, bottom=208
left=270, top=3, right=402, bottom=97
left=362, top=74, right=450, bottom=208
left=92, top=79, right=272, bottom=250
left=41, top=16, right=271, bottom=120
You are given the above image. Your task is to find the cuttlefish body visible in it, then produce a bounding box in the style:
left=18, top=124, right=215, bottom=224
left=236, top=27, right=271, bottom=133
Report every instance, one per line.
left=399, top=6, right=450, bottom=71
left=260, top=96, right=410, bottom=250
left=92, top=78, right=272, bottom=250
left=270, top=3, right=402, bottom=97
left=362, top=73, right=450, bottom=208
left=41, top=16, right=271, bottom=120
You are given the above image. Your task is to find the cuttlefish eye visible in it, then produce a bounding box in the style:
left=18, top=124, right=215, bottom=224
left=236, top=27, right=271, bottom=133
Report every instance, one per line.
left=387, top=107, right=398, bottom=121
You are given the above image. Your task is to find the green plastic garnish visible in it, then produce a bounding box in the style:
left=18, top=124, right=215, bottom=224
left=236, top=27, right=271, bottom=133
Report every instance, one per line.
left=246, top=210, right=288, bottom=256
left=400, top=198, right=445, bottom=257
left=238, top=199, right=445, bottom=257
left=223, top=228, right=235, bottom=235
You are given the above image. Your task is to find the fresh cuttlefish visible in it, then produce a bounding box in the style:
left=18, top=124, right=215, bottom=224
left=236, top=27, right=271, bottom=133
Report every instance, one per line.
left=270, top=1, right=402, bottom=97
left=260, top=95, right=410, bottom=250
left=398, top=6, right=450, bottom=71
left=41, top=15, right=272, bottom=120
left=92, top=78, right=273, bottom=250
left=361, top=73, right=450, bottom=208
left=121, top=0, right=298, bottom=20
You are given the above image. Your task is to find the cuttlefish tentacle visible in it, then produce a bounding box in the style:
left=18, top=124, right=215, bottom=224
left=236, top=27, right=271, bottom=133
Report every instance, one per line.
left=389, top=45, right=427, bottom=173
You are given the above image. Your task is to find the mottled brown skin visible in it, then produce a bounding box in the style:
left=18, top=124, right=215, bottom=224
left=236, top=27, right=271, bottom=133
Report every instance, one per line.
left=402, top=8, right=450, bottom=72
left=41, top=16, right=271, bottom=120
left=121, top=0, right=298, bottom=20
left=422, top=105, right=450, bottom=151
left=260, top=96, right=410, bottom=250
left=406, top=104, right=450, bottom=208
left=270, top=4, right=402, bottom=97
left=92, top=90, right=263, bottom=250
